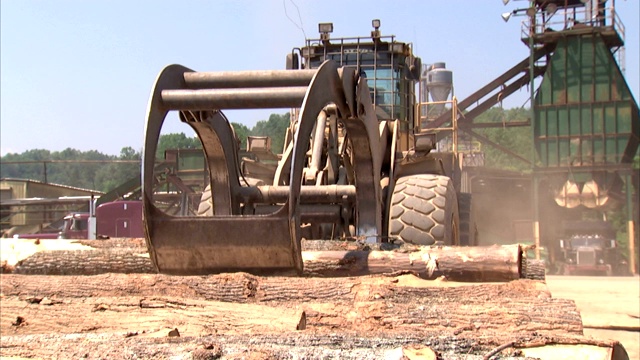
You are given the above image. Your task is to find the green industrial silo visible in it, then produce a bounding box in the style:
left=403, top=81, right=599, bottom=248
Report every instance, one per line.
left=535, top=35, right=638, bottom=170
left=527, top=0, right=639, bottom=273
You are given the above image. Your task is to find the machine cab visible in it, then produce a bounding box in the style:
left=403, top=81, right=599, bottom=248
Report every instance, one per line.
left=294, top=20, right=421, bottom=127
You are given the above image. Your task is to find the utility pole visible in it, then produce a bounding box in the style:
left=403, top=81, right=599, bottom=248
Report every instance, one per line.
left=528, top=1, right=541, bottom=260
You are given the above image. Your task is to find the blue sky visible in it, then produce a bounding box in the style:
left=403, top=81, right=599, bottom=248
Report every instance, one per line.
left=1, top=0, right=638, bottom=156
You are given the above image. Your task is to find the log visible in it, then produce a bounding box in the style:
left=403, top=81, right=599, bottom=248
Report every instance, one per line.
left=303, top=244, right=524, bottom=281
left=77, top=238, right=146, bottom=248
left=0, top=273, right=582, bottom=337
left=10, top=243, right=534, bottom=282
left=522, top=259, right=546, bottom=280
left=12, top=248, right=154, bottom=275
left=0, top=331, right=627, bottom=360
left=0, top=296, right=306, bottom=336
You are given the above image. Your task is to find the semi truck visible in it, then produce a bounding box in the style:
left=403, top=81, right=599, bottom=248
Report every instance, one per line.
left=557, top=220, right=629, bottom=276
left=14, top=201, right=143, bottom=240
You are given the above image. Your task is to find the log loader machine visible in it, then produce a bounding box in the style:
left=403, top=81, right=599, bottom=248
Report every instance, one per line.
left=142, top=20, right=475, bottom=275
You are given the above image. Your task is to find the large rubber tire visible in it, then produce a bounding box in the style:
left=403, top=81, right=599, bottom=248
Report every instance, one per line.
left=458, top=193, right=478, bottom=246
left=197, top=184, right=213, bottom=216
left=388, top=174, right=459, bottom=246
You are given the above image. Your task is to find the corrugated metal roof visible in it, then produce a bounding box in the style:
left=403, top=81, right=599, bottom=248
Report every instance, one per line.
left=0, top=178, right=104, bottom=195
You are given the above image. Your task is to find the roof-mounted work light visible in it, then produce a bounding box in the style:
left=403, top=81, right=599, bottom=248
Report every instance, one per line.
left=319, top=22, right=333, bottom=42
left=318, top=22, right=333, bottom=34
left=371, top=19, right=381, bottom=39
left=502, top=7, right=536, bottom=22
left=501, top=11, right=514, bottom=22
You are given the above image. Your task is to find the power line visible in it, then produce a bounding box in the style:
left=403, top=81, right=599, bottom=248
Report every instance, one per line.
left=283, top=0, right=307, bottom=40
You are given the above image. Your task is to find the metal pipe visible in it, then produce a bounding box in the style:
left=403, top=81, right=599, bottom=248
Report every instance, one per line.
left=253, top=204, right=343, bottom=223
left=184, top=70, right=316, bottom=89
left=309, top=111, right=328, bottom=175
left=238, top=185, right=356, bottom=204
left=459, top=121, right=531, bottom=128
left=161, top=87, right=308, bottom=110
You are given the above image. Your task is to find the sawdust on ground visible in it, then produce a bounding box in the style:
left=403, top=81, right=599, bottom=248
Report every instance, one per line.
left=1, top=238, right=93, bottom=266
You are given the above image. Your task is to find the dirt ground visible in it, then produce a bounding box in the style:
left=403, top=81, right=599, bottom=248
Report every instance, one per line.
left=546, top=275, right=640, bottom=360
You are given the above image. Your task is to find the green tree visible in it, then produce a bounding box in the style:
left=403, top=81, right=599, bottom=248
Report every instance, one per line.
left=251, top=113, right=290, bottom=153
left=48, top=148, right=103, bottom=188
left=473, top=107, right=533, bottom=172
left=0, top=147, right=141, bottom=192
left=94, top=147, right=141, bottom=192
left=0, top=149, right=52, bottom=182
left=156, top=133, right=201, bottom=159
left=119, top=146, right=139, bottom=160
left=231, top=122, right=250, bottom=150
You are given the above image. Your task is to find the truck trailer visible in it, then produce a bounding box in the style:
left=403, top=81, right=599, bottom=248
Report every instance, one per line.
left=14, top=201, right=143, bottom=240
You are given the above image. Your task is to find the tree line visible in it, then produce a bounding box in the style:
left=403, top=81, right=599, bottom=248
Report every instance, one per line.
left=0, top=113, right=291, bottom=192
left=2, top=108, right=636, bottom=193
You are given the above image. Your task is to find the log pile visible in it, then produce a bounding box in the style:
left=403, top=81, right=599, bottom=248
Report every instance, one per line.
left=0, top=272, right=627, bottom=358
left=1, top=273, right=582, bottom=334
left=0, top=239, right=629, bottom=359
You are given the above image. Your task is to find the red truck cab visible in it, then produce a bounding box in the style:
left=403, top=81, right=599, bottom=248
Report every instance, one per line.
left=61, top=212, right=90, bottom=239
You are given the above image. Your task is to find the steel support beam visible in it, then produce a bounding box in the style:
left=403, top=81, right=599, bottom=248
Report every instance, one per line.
left=458, top=127, right=532, bottom=166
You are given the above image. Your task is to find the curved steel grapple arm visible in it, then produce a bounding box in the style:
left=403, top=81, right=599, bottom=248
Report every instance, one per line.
left=142, top=61, right=382, bottom=275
